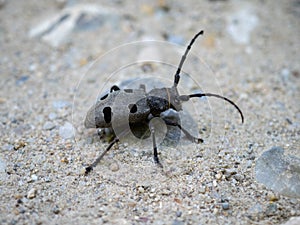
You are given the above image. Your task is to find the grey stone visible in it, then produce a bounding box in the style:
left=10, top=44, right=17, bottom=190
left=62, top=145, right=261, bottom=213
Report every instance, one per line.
left=59, top=122, right=75, bottom=139
left=255, top=146, right=300, bottom=198
left=43, top=121, right=56, bottom=130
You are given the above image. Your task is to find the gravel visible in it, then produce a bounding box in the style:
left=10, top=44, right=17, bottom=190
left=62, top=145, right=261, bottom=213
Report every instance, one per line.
left=0, top=1, right=299, bottom=224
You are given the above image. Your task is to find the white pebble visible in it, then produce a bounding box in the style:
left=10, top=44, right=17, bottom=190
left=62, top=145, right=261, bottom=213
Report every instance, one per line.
left=227, top=6, right=258, bottom=44
left=110, top=162, right=119, bottom=172
left=43, top=121, right=56, bottom=130
left=59, top=122, right=75, bottom=139
left=27, top=188, right=37, bottom=199
left=31, top=174, right=38, bottom=181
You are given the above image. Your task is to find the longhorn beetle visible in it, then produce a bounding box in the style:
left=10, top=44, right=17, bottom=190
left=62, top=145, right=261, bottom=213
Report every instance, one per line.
left=84, top=30, right=244, bottom=175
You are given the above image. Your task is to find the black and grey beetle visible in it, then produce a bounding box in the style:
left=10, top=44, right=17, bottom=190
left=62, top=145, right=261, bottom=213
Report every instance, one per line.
left=84, top=30, right=244, bottom=174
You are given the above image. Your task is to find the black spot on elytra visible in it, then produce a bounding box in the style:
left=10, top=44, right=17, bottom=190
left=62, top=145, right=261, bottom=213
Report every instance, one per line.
left=100, top=93, right=109, bottom=100
left=128, top=104, right=137, bottom=113
left=110, top=85, right=120, bottom=92
left=103, top=107, right=112, bottom=123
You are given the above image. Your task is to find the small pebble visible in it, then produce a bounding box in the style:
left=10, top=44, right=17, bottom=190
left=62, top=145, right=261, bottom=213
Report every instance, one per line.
left=176, top=211, right=182, bottom=217
left=55, top=0, right=67, bottom=8
left=43, top=121, right=56, bottom=130
left=212, top=180, right=218, bottom=187
left=59, top=122, right=75, bottom=139
left=224, top=168, right=237, bottom=178
left=61, top=157, right=69, bottom=164
left=1, top=144, right=14, bottom=151
left=222, top=202, right=230, bottom=210
left=281, top=68, right=290, bottom=80
left=16, top=75, right=29, bottom=85
left=52, top=100, right=71, bottom=109
left=14, top=141, right=26, bottom=150
left=0, top=157, right=6, bottom=173
left=215, top=173, right=222, bottom=180
left=27, top=188, right=37, bottom=199
left=227, top=7, right=258, bottom=44
left=233, top=174, right=244, bottom=181
left=109, top=162, right=119, bottom=172
left=266, top=203, right=277, bottom=216
left=31, top=174, right=38, bottom=182
left=172, top=220, right=184, bottom=225
left=246, top=160, right=252, bottom=168
left=167, top=35, right=185, bottom=45
left=199, top=185, right=206, bottom=194
left=161, top=188, right=171, bottom=196
left=28, top=63, right=37, bottom=72
left=267, top=193, right=279, bottom=202
left=52, top=205, right=60, bottom=214
left=0, top=97, right=6, bottom=103
left=80, top=167, right=87, bottom=175
left=137, top=186, right=145, bottom=193
left=282, top=217, right=300, bottom=225
left=48, top=113, right=57, bottom=120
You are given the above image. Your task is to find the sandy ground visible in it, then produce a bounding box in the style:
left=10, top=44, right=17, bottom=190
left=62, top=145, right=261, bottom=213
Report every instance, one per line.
left=0, top=0, right=299, bottom=224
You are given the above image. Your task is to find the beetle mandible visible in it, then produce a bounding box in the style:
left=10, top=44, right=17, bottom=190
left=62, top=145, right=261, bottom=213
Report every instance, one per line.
left=84, top=30, right=244, bottom=174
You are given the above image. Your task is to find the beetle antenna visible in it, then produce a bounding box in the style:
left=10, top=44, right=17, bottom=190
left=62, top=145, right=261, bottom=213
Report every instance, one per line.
left=173, top=30, right=204, bottom=87
left=180, top=93, right=244, bottom=123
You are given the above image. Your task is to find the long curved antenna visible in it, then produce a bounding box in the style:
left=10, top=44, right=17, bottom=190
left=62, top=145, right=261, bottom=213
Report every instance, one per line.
left=173, top=30, right=204, bottom=87
left=181, top=93, right=244, bottom=123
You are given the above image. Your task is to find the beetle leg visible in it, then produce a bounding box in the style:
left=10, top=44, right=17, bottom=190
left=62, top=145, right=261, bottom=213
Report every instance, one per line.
left=85, top=137, right=119, bottom=175
left=164, top=120, right=203, bottom=144
left=178, top=125, right=204, bottom=144
left=149, top=123, right=163, bottom=168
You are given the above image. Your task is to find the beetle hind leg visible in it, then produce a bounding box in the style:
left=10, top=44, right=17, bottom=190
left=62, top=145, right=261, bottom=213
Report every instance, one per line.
left=149, top=123, right=163, bottom=168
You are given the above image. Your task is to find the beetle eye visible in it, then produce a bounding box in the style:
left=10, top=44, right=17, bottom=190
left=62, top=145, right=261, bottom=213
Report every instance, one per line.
left=103, top=107, right=112, bottom=123
left=128, top=104, right=137, bottom=113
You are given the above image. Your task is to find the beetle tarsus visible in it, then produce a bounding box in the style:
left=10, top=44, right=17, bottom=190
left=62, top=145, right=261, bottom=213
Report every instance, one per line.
left=85, top=137, right=119, bottom=175
left=85, top=166, right=93, bottom=175
left=150, top=123, right=163, bottom=168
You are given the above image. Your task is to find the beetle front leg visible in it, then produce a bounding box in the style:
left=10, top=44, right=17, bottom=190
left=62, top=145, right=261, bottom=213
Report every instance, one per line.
left=149, top=123, right=163, bottom=168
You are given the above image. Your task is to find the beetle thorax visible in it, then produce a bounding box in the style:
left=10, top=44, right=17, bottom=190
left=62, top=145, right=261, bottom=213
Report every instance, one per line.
left=146, top=86, right=182, bottom=117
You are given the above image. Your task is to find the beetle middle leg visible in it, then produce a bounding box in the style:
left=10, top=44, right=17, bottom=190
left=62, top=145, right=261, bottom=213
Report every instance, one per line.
left=149, top=120, right=163, bottom=168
